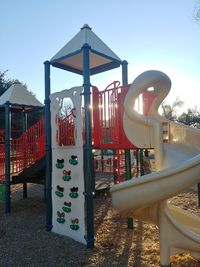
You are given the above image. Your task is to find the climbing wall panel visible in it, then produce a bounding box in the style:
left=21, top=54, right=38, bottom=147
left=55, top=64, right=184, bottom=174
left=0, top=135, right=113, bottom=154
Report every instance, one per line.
left=50, top=86, right=86, bottom=244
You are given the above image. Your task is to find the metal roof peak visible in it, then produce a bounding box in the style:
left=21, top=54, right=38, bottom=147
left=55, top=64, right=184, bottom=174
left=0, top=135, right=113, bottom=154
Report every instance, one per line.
left=50, top=25, right=122, bottom=75
left=81, top=24, right=92, bottom=30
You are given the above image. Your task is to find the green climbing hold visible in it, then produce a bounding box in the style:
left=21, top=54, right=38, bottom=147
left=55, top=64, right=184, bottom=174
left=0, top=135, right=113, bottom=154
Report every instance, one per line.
left=56, top=163, right=64, bottom=169
left=70, top=224, right=79, bottom=230
left=56, top=159, right=64, bottom=169
left=69, top=192, right=78, bottom=198
left=69, top=155, right=78, bottom=165
left=69, top=159, right=78, bottom=165
left=62, top=175, right=71, bottom=181
left=62, top=206, right=71, bottom=213
left=57, top=217, right=65, bottom=224
left=55, top=191, right=64, bottom=197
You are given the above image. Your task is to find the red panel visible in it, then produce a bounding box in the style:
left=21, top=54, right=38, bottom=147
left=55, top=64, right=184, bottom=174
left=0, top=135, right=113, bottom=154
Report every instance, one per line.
left=92, top=86, right=100, bottom=147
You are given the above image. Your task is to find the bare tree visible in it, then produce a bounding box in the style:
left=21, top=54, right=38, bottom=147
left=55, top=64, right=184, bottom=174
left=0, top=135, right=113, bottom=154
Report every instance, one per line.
left=161, top=97, right=184, bottom=120
left=60, top=98, right=74, bottom=118
left=193, top=0, right=200, bottom=22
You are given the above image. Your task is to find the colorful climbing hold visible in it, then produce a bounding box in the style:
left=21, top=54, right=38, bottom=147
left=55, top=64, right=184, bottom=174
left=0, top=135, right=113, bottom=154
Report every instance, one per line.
left=62, top=206, right=71, bottom=213
left=69, top=187, right=78, bottom=198
left=56, top=159, right=64, bottom=169
left=64, top=201, right=72, bottom=207
left=69, top=155, right=78, bottom=165
left=62, top=201, right=72, bottom=213
left=62, top=170, right=71, bottom=181
left=55, top=185, right=64, bottom=197
left=57, top=211, right=65, bottom=223
left=70, top=218, right=79, bottom=230
left=55, top=191, right=64, bottom=197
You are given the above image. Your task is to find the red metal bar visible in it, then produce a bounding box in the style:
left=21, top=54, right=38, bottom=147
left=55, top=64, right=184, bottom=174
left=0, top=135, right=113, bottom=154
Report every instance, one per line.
left=113, top=150, right=126, bottom=183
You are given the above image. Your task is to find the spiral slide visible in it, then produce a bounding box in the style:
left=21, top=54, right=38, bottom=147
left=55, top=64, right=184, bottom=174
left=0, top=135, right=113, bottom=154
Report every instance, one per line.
left=110, top=70, right=200, bottom=266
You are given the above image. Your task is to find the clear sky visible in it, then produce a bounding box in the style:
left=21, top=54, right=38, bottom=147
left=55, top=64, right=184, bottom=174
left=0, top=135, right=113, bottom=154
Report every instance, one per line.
left=1, top=0, right=200, bottom=111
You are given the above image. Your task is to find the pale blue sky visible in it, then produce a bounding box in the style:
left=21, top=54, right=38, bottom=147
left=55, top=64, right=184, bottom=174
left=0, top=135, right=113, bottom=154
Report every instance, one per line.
left=1, top=0, right=200, bottom=111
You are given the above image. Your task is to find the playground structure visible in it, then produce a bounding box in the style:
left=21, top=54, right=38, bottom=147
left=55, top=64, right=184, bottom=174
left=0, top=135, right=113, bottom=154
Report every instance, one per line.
left=1, top=24, right=153, bottom=246
left=0, top=25, right=199, bottom=265
left=0, top=81, right=147, bottom=193
left=0, top=83, right=147, bottom=243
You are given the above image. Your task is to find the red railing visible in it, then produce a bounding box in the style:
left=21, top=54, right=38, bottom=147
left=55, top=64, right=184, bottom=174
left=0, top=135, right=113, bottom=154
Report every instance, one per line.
left=113, top=150, right=126, bottom=183
left=0, top=143, right=5, bottom=182
left=56, top=109, right=76, bottom=146
left=55, top=81, right=136, bottom=149
left=56, top=82, right=134, bottom=149
left=94, top=158, right=114, bottom=174
left=0, top=116, right=45, bottom=183
left=92, top=82, right=135, bottom=149
left=94, top=150, right=126, bottom=182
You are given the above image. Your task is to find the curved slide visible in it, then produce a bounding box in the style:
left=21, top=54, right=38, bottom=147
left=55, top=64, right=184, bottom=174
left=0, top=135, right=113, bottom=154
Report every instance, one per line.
left=110, top=70, right=200, bottom=266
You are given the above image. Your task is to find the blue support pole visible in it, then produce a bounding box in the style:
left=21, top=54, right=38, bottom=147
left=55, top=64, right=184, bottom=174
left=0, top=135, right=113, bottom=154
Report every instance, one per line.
left=5, top=101, right=11, bottom=213
left=122, top=60, right=133, bottom=229
left=44, top=60, right=53, bottom=231
left=122, top=60, right=128, bottom=85
left=82, top=43, right=94, bottom=249
left=139, top=149, right=144, bottom=176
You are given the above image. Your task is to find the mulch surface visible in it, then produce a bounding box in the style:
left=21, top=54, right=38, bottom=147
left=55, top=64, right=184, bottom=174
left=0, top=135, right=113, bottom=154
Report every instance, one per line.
left=0, top=184, right=199, bottom=267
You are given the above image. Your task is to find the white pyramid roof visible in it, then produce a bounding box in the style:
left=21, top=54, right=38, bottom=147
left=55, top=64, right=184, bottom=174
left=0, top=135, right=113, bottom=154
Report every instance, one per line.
left=50, top=24, right=122, bottom=75
left=0, top=83, right=43, bottom=107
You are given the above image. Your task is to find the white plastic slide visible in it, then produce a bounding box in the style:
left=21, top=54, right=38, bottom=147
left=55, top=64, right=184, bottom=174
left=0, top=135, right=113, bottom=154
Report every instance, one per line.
left=110, top=70, right=200, bottom=266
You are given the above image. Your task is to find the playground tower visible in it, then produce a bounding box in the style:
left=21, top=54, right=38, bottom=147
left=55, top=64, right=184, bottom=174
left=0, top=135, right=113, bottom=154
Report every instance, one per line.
left=44, top=24, right=130, bottom=248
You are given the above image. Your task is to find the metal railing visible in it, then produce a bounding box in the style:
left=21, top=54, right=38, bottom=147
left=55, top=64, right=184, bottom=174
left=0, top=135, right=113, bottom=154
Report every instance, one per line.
left=0, top=116, right=45, bottom=183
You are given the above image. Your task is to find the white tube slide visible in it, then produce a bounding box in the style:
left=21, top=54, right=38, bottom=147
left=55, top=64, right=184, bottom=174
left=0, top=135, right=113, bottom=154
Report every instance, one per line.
left=110, top=70, right=200, bottom=266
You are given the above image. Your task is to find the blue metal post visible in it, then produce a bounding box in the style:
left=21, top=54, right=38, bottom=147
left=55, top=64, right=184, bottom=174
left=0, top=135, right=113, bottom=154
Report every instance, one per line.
left=122, top=62, right=131, bottom=179
left=139, top=149, right=144, bottom=176
left=122, top=60, right=133, bottom=229
left=82, top=43, right=94, bottom=249
left=5, top=101, right=11, bottom=213
left=44, top=60, right=53, bottom=231
left=122, top=60, right=128, bottom=86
